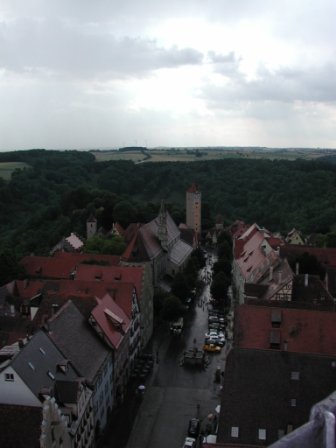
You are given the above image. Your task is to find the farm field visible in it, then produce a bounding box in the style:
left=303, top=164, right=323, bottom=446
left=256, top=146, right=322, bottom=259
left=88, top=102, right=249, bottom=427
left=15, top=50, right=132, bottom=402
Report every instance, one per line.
left=0, top=162, right=30, bottom=180
left=91, top=147, right=329, bottom=163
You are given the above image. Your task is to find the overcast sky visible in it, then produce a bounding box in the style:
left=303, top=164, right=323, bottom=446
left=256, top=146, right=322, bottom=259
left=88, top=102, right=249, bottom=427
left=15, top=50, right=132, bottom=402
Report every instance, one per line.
left=0, top=0, right=335, bottom=150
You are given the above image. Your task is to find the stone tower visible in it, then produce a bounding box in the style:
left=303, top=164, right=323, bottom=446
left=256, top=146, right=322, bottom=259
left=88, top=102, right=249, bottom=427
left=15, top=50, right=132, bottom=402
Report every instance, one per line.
left=86, top=214, right=97, bottom=239
left=157, top=200, right=168, bottom=252
left=186, top=184, right=201, bottom=238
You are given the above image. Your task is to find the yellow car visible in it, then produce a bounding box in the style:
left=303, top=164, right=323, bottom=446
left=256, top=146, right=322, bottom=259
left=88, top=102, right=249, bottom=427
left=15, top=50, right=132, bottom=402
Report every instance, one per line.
left=203, top=343, right=221, bottom=353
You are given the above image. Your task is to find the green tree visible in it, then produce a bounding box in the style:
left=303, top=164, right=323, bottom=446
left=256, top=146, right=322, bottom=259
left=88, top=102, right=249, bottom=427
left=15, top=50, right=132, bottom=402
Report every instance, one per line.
left=161, top=294, right=185, bottom=322
left=210, top=272, right=230, bottom=308
left=213, top=258, right=232, bottom=279
left=0, top=250, right=24, bottom=286
left=83, top=235, right=126, bottom=255
left=113, top=200, right=138, bottom=228
left=171, top=273, right=190, bottom=301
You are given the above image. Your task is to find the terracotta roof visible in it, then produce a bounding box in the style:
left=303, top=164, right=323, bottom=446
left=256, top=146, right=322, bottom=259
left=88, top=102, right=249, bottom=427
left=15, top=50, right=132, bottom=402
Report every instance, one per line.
left=235, top=303, right=336, bottom=355
left=292, top=274, right=333, bottom=304
left=186, top=183, right=199, bottom=193
left=280, top=245, right=336, bottom=268
left=0, top=404, right=42, bottom=448
left=75, top=263, right=144, bottom=303
left=21, top=252, right=120, bottom=279
left=91, top=293, right=130, bottom=349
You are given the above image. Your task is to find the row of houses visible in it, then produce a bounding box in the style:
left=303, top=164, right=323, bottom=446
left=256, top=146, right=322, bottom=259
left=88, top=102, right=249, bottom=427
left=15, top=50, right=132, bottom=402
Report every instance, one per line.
left=0, top=197, right=198, bottom=447
left=211, top=222, right=336, bottom=448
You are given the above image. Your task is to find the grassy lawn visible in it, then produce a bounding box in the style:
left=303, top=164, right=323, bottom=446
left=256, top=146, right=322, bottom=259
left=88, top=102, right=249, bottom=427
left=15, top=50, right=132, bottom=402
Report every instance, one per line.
left=0, top=162, right=30, bottom=180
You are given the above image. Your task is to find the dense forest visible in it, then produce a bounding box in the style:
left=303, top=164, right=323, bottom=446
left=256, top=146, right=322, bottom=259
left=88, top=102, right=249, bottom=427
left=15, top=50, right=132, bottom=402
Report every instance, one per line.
left=1, top=149, right=336, bottom=258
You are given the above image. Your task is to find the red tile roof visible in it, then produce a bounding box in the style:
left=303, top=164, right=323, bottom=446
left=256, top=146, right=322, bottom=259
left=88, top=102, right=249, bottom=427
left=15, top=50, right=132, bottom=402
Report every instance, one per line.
left=21, top=252, right=120, bottom=279
left=235, top=304, right=336, bottom=356
left=91, top=293, right=131, bottom=349
left=280, top=244, right=336, bottom=268
left=75, top=264, right=144, bottom=303
left=187, top=183, right=199, bottom=193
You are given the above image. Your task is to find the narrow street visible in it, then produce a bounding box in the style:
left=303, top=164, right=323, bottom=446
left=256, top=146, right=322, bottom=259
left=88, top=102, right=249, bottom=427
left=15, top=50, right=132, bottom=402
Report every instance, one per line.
left=101, top=251, right=230, bottom=448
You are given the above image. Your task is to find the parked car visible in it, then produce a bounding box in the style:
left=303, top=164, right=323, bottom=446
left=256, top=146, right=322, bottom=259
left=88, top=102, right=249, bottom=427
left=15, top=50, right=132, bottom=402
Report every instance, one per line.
left=217, top=331, right=226, bottom=346
left=182, top=437, right=196, bottom=448
left=205, top=335, right=219, bottom=345
left=203, top=343, right=221, bottom=353
left=188, top=418, right=200, bottom=437
left=205, top=330, right=218, bottom=339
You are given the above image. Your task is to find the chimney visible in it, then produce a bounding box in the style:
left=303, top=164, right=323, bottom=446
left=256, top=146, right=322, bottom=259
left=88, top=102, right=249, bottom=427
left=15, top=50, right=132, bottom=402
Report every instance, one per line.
left=295, top=262, right=299, bottom=275
left=325, top=271, right=329, bottom=292
left=51, top=304, right=59, bottom=316
left=269, top=266, right=273, bottom=281
left=283, top=340, right=288, bottom=351
left=278, top=270, right=282, bottom=283
left=304, top=273, right=309, bottom=287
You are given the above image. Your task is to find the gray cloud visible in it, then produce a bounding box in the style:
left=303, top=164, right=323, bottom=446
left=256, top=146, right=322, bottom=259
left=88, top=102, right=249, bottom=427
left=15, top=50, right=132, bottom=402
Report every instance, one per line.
left=0, top=17, right=203, bottom=79
left=201, top=62, right=336, bottom=111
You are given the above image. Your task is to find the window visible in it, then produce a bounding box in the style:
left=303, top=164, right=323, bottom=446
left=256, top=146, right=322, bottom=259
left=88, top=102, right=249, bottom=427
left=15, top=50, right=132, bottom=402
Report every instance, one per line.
left=47, top=370, right=55, bottom=380
left=231, top=426, right=239, bottom=438
left=258, top=429, right=266, bottom=440
left=28, top=362, right=35, bottom=371
left=291, top=371, right=300, bottom=380
left=5, top=373, right=14, bottom=381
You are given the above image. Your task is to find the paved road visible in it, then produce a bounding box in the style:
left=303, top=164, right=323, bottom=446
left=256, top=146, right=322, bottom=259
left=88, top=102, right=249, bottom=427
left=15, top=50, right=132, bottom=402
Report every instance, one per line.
left=126, top=253, right=227, bottom=448
left=100, top=251, right=229, bottom=448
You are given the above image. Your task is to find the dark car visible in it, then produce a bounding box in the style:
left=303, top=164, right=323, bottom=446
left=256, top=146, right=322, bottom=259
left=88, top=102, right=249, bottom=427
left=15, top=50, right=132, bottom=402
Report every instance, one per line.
left=188, top=418, right=200, bottom=437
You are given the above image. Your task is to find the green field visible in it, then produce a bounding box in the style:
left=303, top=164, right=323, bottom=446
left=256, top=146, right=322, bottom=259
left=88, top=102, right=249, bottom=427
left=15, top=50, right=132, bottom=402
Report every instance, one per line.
left=0, top=162, right=30, bottom=180
left=91, top=147, right=327, bottom=163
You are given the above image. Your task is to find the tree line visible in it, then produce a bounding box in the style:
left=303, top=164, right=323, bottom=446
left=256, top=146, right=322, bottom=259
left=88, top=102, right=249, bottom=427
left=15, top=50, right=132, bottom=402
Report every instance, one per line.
left=1, top=149, right=336, bottom=262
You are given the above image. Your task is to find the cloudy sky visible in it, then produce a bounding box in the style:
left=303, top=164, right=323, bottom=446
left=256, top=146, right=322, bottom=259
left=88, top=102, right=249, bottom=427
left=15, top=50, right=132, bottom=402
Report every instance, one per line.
left=0, top=0, right=335, bottom=150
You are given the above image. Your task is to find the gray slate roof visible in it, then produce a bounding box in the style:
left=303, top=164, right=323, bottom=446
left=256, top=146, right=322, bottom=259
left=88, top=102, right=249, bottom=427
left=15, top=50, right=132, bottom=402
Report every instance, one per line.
left=11, top=330, right=78, bottom=398
left=47, top=300, right=110, bottom=385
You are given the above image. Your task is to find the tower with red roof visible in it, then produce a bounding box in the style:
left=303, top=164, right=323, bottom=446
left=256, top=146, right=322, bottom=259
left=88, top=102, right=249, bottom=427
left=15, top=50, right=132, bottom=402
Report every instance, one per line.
left=186, top=184, right=201, bottom=238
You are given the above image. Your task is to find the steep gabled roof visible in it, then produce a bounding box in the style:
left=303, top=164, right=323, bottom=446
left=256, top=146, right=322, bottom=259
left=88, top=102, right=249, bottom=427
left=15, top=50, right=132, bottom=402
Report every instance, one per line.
left=235, top=304, right=336, bottom=355
left=280, top=244, right=336, bottom=268
left=47, top=301, right=110, bottom=385
left=91, top=293, right=130, bottom=349
left=218, top=348, right=336, bottom=446
left=75, top=264, right=144, bottom=302
left=11, top=330, right=78, bottom=399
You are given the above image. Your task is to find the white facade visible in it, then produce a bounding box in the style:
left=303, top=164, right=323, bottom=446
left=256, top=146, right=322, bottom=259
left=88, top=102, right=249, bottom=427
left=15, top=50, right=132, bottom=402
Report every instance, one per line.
left=92, top=355, right=114, bottom=433
left=0, top=365, right=41, bottom=406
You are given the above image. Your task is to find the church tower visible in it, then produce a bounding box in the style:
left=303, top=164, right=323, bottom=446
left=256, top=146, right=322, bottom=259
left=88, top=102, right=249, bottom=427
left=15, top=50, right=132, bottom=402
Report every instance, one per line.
left=86, top=214, right=97, bottom=239
left=157, top=200, right=168, bottom=252
left=186, top=184, right=201, bottom=238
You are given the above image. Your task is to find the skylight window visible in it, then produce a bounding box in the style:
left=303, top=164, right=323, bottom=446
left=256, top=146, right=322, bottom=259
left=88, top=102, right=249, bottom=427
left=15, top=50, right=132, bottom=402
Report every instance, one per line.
left=291, top=371, right=300, bottom=380
left=39, top=347, right=46, bottom=356
left=258, top=429, right=266, bottom=440
left=28, top=362, right=35, bottom=371
left=231, top=427, right=239, bottom=438
left=47, top=370, right=55, bottom=380
left=290, top=399, right=297, bottom=407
